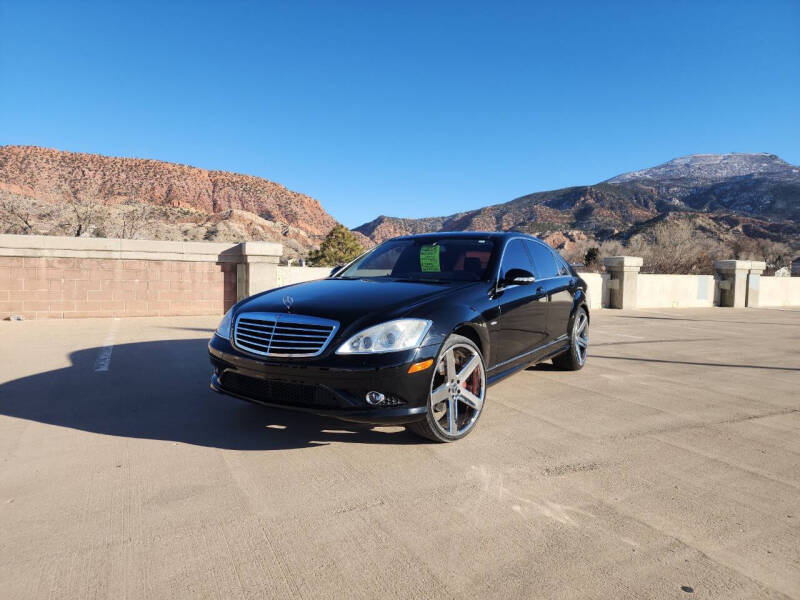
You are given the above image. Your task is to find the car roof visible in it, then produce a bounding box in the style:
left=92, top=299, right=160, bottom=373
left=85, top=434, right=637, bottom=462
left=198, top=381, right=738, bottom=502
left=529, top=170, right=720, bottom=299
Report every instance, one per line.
left=391, top=231, right=545, bottom=244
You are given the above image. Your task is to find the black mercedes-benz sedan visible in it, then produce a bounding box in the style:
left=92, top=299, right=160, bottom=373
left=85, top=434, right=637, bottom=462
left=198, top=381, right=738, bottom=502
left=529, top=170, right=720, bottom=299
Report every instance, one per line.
left=209, top=232, right=589, bottom=441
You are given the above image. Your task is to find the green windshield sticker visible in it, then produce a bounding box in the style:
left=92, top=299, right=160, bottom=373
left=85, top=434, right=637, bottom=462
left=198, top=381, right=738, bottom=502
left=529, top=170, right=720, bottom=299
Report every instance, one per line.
left=419, top=244, right=441, bottom=272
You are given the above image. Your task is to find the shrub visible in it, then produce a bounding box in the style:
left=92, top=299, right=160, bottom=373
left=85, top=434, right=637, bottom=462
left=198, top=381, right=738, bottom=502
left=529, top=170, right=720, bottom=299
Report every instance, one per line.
left=307, top=225, right=364, bottom=267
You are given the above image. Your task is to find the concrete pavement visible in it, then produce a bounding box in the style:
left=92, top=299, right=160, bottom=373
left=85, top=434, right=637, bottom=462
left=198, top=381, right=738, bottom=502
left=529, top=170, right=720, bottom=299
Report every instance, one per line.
left=1, top=308, right=798, bottom=599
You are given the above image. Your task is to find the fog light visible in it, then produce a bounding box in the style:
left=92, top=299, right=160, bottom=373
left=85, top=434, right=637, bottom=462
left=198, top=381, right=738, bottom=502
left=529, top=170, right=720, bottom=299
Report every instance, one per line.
left=365, top=391, right=386, bottom=406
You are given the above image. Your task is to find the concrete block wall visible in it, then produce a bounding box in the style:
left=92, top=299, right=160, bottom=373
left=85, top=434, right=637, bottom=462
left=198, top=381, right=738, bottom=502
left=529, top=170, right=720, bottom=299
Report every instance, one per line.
left=0, top=255, right=236, bottom=319
left=759, top=277, right=800, bottom=307
left=596, top=256, right=800, bottom=310
left=3, top=236, right=800, bottom=319
left=0, top=234, right=281, bottom=320
left=276, top=265, right=332, bottom=287
left=581, top=273, right=604, bottom=309
left=637, top=274, right=716, bottom=308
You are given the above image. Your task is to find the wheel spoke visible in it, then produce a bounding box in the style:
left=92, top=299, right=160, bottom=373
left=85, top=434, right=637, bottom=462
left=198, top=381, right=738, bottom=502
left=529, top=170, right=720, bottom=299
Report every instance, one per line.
left=431, top=383, right=449, bottom=405
left=577, top=337, right=588, bottom=349
left=448, top=396, right=457, bottom=434
left=445, top=349, right=457, bottom=381
left=577, top=317, right=587, bottom=334
left=459, top=388, right=483, bottom=410
left=457, top=355, right=479, bottom=380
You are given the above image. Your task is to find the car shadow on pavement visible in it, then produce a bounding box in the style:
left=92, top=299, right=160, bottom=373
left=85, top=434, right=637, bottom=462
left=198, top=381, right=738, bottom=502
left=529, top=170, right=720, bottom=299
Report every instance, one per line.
left=0, top=339, right=426, bottom=450
left=525, top=363, right=556, bottom=371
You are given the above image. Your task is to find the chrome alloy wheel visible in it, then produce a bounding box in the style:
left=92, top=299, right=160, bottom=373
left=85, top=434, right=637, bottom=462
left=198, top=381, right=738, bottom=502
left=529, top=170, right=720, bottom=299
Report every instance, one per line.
left=429, top=343, right=486, bottom=437
left=574, top=310, right=589, bottom=365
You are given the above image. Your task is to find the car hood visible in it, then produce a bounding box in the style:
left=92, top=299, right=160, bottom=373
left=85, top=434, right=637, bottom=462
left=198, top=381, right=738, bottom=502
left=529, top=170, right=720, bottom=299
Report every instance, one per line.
left=237, top=278, right=475, bottom=329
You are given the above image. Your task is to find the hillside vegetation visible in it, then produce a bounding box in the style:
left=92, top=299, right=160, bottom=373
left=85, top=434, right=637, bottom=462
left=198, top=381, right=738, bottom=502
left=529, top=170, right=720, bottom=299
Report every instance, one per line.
left=0, top=145, right=355, bottom=260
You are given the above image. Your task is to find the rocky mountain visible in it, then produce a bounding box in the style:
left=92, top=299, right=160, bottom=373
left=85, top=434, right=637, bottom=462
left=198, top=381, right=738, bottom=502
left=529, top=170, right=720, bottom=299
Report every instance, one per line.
left=605, top=153, right=800, bottom=221
left=354, top=153, right=800, bottom=249
left=3, top=147, right=797, bottom=262
left=606, top=153, right=797, bottom=183
left=0, top=145, right=349, bottom=259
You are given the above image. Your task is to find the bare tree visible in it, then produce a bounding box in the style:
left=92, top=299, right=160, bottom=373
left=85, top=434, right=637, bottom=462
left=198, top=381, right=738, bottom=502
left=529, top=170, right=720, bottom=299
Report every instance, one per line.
left=59, top=180, right=107, bottom=237
left=118, top=199, right=152, bottom=239
left=725, top=236, right=792, bottom=275
left=628, top=219, right=716, bottom=274
left=0, top=191, right=36, bottom=234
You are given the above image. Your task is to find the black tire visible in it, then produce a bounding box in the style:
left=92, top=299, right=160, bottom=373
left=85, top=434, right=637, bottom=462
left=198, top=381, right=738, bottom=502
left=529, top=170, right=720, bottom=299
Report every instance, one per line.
left=552, top=306, right=589, bottom=371
left=407, top=334, right=487, bottom=442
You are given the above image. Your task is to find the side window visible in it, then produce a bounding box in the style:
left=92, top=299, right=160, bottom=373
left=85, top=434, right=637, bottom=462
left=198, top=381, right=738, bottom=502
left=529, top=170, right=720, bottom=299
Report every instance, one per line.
left=526, top=241, right=559, bottom=279
left=553, top=252, right=570, bottom=276
left=500, top=239, right=534, bottom=280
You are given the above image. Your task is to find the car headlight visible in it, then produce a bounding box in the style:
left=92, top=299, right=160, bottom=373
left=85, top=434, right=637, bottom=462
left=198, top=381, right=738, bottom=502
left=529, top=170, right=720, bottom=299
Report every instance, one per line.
left=216, top=308, right=234, bottom=339
left=336, top=319, right=432, bottom=354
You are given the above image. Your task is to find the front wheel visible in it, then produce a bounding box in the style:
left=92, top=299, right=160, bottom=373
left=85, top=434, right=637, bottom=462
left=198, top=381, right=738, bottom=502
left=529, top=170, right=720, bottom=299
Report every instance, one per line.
left=407, top=334, right=486, bottom=442
left=552, top=307, right=589, bottom=371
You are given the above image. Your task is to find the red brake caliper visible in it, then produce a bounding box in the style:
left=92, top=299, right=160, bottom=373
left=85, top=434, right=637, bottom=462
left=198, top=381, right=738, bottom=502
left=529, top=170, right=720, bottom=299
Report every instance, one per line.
left=462, top=369, right=479, bottom=395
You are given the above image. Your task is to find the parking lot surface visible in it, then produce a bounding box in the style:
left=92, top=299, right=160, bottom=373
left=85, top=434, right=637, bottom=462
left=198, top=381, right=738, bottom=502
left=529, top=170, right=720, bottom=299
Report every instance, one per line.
left=1, top=308, right=799, bottom=599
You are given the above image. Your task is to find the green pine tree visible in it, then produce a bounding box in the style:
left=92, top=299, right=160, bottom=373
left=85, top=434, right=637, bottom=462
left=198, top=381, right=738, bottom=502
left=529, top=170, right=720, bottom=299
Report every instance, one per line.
left=584, top=247, right=599, bottom=267
left=307, top=224, right=364, bottom=267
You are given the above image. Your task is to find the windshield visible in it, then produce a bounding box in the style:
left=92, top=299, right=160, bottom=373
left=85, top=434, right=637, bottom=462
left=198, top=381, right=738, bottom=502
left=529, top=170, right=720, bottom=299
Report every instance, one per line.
left=335, top=238, right=496, bottom=282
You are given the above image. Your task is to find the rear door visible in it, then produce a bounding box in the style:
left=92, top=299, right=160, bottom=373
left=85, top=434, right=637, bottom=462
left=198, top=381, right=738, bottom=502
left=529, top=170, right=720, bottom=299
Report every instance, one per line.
left=490, top=239, right=549, bottom=367
left=526, top=240, right=574, bottom=342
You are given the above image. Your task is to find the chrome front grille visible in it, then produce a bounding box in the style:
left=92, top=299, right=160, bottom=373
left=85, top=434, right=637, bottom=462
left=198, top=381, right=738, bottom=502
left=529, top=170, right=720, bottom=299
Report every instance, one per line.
left=233, top=312, right=339, bottom=357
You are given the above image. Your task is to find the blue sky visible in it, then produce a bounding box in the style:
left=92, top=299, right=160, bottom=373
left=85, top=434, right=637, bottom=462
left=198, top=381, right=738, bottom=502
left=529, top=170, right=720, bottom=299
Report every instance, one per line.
left=1, top=1, right=798, bottom=227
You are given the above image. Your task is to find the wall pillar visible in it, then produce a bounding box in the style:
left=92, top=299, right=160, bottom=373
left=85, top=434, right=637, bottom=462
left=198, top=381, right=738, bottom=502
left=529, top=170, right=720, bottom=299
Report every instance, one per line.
left=746, top=261, right=766, bottom=307
left=231, top=241, right=283, bottom=301
left=603, top=256, right=642, bottom=309
left=714, top=260, right=751, bottom=307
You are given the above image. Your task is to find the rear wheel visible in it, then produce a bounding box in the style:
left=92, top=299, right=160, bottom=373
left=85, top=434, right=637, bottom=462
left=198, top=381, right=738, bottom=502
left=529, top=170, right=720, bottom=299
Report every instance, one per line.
left=408, top=334, right=486, bottom=442
left=552, top=307, right=588, bottom=371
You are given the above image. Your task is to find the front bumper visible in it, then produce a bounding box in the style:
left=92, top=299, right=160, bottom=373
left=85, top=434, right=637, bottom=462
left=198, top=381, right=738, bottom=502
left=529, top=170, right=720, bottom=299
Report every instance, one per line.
left=208, top=334, right=437, bottom=425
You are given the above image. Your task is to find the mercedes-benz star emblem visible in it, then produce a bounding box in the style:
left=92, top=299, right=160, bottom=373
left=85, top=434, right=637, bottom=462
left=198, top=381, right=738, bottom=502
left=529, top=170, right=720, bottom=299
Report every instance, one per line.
left=282, top=295, right=294, bottom=311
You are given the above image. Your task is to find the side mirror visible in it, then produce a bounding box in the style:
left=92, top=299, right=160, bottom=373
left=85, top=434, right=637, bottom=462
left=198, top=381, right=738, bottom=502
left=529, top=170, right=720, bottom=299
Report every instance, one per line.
left=502, top=268, right=535, bottom=286
left=329, top=265, right=343, bottom=277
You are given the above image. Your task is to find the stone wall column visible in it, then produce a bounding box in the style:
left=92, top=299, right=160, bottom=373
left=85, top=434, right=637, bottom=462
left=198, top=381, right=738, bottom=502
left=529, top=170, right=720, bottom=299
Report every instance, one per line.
left=714, top=260, right=751, bottom=307
left=233, top=241, right=283, bottom=301
left=603, top=256, right=643, bottom=309
left=746, top=261, right=766, bottom=308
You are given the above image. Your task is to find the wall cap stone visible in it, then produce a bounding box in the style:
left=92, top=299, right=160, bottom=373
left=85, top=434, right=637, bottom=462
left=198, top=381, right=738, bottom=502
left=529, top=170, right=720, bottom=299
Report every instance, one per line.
left=748, top=261, right=766, bottom=274
left=236, top=241, right=283, bottom=263
left=0, top=233, right=282, bottom=263
left=714, top=260, right=751, bottom=271
left=603, top=256, right=643, bottom=269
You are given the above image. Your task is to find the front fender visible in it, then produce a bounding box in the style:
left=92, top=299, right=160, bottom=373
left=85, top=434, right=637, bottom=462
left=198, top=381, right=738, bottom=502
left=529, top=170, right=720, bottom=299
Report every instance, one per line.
left=409, top=302, right=491, bottom=365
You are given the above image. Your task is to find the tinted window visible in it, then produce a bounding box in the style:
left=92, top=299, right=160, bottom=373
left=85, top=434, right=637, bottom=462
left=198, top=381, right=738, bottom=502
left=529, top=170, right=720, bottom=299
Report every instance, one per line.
left=500, top=239, right=534, bottom=279
left=337, top=238, right=496, bottom=282
left=554, top=252, right=570, bottom=276
left=526, top=241, right=559, bottom=279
